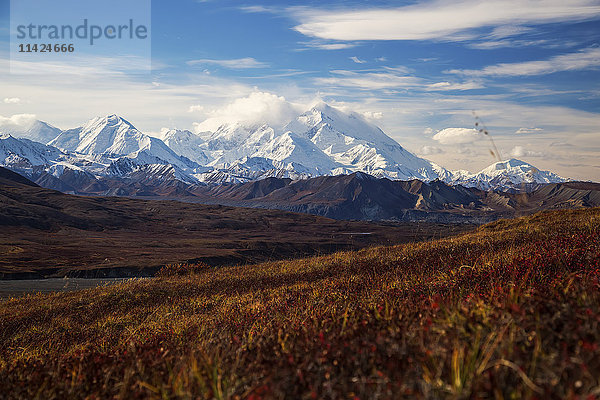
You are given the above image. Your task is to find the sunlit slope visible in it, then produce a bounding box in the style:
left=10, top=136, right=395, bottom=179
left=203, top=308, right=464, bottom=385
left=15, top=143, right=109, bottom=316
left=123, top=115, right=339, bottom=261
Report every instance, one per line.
left=1, top=208, right=599, bottom=398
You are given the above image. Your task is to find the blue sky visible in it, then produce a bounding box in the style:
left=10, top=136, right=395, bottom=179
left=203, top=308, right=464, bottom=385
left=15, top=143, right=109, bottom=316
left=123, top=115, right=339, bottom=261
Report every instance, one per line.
left=1, top=0, right=599, bottom=179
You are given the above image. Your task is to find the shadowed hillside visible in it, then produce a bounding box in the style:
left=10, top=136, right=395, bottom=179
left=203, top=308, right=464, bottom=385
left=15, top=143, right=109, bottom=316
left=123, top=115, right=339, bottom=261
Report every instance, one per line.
left=0, top=167, right=469, bottom=278
left=190, top=173, right=600, bottom=222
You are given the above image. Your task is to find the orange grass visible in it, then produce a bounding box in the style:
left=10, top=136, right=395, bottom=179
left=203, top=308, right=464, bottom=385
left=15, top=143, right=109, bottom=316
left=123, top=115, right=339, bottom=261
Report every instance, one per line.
left=0, top=208, right=599, bottom=399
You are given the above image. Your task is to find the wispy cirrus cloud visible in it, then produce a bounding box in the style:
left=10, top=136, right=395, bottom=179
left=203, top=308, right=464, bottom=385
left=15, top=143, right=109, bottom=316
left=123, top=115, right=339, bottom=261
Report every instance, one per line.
left=465, top=25, right=565, bottom=50
left=314, top=66, right=483, bottom=92
left=515, top=127, right=544, bottom=134
left=187, top=57, right=269, bottom=69
left=291, top=0, right=600, bottom=42
left=468, top=39, right=551, bottom=50
left=448, top=47, right=600, bottom=77
left=426, top=81, right=484, bottom=91
left=296, top=40, right=358, bottom=51
left=314, top=69, right=421, bottom=90
left=349, top=56, right=367, bottom=64
left=487, top=25, right=535, bottom=39
left=239, top=5, right=274, bottom=14
left=9, top=55, right=157, bottom=76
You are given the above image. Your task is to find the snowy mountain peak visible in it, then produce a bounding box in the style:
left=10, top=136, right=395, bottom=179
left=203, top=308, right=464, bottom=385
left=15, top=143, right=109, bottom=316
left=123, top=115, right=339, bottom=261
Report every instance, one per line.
left=0, top=135, right=63, bottom=168
left=454, top=158, right=566, bottom=191
left=279, top=102, right=452, bottom=181
left=72, top=115, right=146, bottom=155
left=479, top=159, right=559, bottom=178
left=47, top=115, right=199, bottom=172
left=0, top=118, right=62, bottom=145
left=161, top=129, right=209, bottom=165
left=481, top=158, right=538, bottom=173
left=49, top=114, right=145, bottom=155
left=162, top=129, right=200, bottom=141
left=80, top=114, right=136, bottom=135
left=306, top=101, right=338, bottom=119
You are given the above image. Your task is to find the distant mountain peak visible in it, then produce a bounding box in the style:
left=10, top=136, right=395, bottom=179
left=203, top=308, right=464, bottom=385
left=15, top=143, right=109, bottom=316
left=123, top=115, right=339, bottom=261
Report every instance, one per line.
left=485, top=158, right=531, bottom=171
left=161, top=128, right=209, bottom=165
left=351, top=171, right=377, bottom=180
left=309, top=101, right=336, bottom=115
left=0, top=118, right=62, bottom=145
left=480, top=158, right=559, bottom=176
left=84, top=114, right=135, bottom=130
left=454, top=158, right=566, bottom=191
left=0, top=135, right=64, bottom=168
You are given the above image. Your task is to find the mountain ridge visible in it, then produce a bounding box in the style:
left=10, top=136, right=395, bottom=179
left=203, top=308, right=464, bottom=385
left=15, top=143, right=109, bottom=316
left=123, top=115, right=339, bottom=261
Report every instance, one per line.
left=186, top=172, right=599, bottom=223
left=1, top=166, right=463, bottom=278
left=0, top=104, right=571, bottom=194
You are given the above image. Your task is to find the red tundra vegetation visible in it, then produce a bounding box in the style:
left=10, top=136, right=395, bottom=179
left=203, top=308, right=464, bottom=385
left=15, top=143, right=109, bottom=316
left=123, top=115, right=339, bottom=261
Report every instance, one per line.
left=0, top=208, right=599, bottom=399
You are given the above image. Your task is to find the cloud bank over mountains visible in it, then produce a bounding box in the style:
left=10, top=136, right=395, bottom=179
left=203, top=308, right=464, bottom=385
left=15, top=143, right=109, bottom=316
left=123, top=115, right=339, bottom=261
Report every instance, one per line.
left=1, top=0, right=598, bottom=180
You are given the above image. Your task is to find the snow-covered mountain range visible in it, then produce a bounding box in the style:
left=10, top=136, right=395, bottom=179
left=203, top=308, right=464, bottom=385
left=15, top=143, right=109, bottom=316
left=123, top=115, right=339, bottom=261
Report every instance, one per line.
left=451, top=159, right=565, bottom=192
left=0, top=103, right=566, bottom=194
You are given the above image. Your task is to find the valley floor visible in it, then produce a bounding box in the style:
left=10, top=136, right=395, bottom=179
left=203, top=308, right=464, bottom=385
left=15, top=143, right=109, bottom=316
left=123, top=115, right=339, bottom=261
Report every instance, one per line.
left=0, top=208, right=599, bottom=399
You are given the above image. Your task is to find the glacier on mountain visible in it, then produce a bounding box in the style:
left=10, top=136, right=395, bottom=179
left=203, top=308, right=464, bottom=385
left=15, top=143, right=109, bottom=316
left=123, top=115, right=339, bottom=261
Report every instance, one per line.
left=0, top=104, right=567, bottom=192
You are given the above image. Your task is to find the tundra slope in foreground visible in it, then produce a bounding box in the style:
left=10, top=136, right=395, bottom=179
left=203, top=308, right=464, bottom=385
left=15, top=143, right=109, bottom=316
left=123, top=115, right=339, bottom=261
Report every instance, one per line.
left=0, top=207, right=598, bottom=398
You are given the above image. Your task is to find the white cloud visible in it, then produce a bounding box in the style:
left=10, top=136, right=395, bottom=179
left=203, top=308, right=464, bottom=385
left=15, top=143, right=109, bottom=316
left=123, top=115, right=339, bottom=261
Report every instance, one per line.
left=488, top=25, right=534, bottom=39
left=312, top=67, right=481, bottom=93
left=433, top=127, right=480, bottom=144
left=9, top=55, right=155, bottom=76
left=382, top=66, right=412, bottom=74
left=419, top=145, right=443, bottom=155
left=550, top=141, right=573, bottom=147
left=515, top=127, right=544, bottom=134
left=0, top=113, right=37, bottom=128
left=187, top=57, right=269, bottom=69
left=426, top=81, right=484, bottom=91
left=291, top=0, right=600, bottom=42
left=296, top=40, right=358, bottom=51
left=362, top=111, right=383, bottom=120
left=510, top=145, right=545, bottom=157
left=188, top=105, right=205, bottom=113
left=3, top=97, right=22, bottom=105
left=239, top=5, right=273, bottom=13
left=448, top=47, right=600, bottom=77
left=315, top=70, right=421, bottom=90
left=193, top=91, right=303, bottom=132
left=349, top=56, right=367, bottom=64
left=456, top=147, right=479, bottom=156
left=468, top=39, right=550, bottom=49
left=0, top=113, right=39, bottom=136
left=0, top=53, right=258, bottom=133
